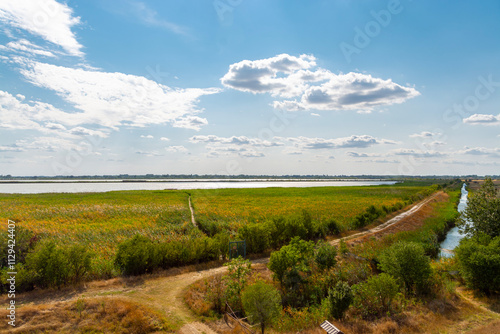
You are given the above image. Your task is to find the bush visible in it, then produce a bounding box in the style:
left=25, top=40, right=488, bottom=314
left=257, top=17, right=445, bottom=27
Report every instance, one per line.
left=325, top=219, right=341, bottom=235
left=238, top=223, right=269, bottom=254
left=66, top=244, right=92, bottom=283
left=242, top=281, right=281, bottom=334
left=315, top=242, right=337, bottom=272
left=114, top=235, right=158, bottom=275
left=25, top=240, right=70, bottom=288
left=378, top=241, right=432, bottom=296
left=224, top=257, right=252, bottom=313
left=455, top=234, right=500, bottom=294
left=327, top=281, right=352, bottom=319
left=353, top=273, right=399, bottom=318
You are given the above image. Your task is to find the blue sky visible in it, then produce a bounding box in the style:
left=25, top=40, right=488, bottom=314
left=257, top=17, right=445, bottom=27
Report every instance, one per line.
left=0, top=0, right=499, bottom=176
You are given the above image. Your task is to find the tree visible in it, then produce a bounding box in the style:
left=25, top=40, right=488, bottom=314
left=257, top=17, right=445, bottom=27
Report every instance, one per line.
left=315, top=242, right=337, bottom=272
left=66, top=244, right=92, bottom=283
left=378, top=241, right=432, bottom=296
left=268, top=237, right=315, bottom=307
left=25, top=241, right=69, bottom=288
left=223, top=256, right=252, bottom=312
left=459, top=178, right=500, bottom=238
left=455, top=234, right=500, bottom=295
left=353, top=273, right=399, bottom=318
left=327, top=281, right=352, bottom=319
left=114, top=235, right=158, bottom=275
left=241, top=281, right=281, bottom=334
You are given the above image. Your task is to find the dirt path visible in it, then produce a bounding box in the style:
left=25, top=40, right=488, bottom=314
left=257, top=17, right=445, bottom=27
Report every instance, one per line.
left=11, top=192, right=447, bottom=333
left=330, top=191, right=447, bottom=246
left=188, top=195, right=197, bottom=227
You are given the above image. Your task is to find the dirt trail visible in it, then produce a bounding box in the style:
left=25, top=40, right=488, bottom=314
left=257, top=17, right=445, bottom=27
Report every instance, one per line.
left=11, top=192, right=447, bottom=333
left=333, top=191, right=447, bottom=246
left=188, top=195, right=197, bottom=227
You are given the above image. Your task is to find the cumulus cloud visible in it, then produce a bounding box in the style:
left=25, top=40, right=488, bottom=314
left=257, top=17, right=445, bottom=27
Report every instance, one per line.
left=346, top=151, right=381, bottom=158
left=190, top=135, right=282, bottom=147
left=18, top=60, right=219, bottom=130
left=283, top=135, right=397, bottom=150
left=409, top=131, right=440, bottom=139
left=221, top=53, right=419, bottom=112
left=160, top=137, right=170, bottom=141
left=189, top=135, right=280, bottom=158
left=0, top=0, right=83, bottom=56
left=140, top=135, right=154, bottom=139
left=460, top=147, right=500, bottom=157
left=391, top=148, right=447, bottom=158
left=165, top=145, right=188, bottom=153
left=463, top=113, right=500, bottom=125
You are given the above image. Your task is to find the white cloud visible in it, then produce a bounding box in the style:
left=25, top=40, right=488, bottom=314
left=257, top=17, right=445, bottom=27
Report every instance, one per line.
left=0, top=90, right=63, bottom=130
left=44, top=122, right=66, bottom=131
left=0, top=145, right=24, bottom=152
left=69, top=126, right=107, bottom=138
left=160, top=137, right=170, bottom=141
left=190, top=135, right=282, bottom=147
left=460, top=147, right=500, bottom=157
left=140, top=135, right=154, bottom=139
left=165, top=145, right=187, bottom=153
left=189, top=135, right=281, bottom=159
left=221, top=53, right=419, bottom=112
left=311, top=113, right=320, bottom=117
left=463, top=113, right=500, bottom=125
left=19, top=60, right=219, bottom=130
left=1, top=39, right=56, bottom=57
left=391, top=148, right=447, bottom=158
left=0, top=0, right=83, bottom=56
left=346, top=151, right=381, bottom=158
left=135, top=150, right=163, bottom=157
left=283, top=135, right=397, bottom=150
left=409, top=131, right=440, bottom=139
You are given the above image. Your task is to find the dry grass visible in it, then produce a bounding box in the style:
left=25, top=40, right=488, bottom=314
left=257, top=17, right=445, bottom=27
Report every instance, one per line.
left=0, top=296, right=176, bottom=333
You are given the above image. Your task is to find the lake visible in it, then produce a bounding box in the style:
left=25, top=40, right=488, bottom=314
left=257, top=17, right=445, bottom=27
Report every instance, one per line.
left=0, top=179, right=398, bottom=194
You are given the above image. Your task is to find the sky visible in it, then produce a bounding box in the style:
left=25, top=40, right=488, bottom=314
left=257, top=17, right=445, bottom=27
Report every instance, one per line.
left=0, top=0, right=499, bottom=176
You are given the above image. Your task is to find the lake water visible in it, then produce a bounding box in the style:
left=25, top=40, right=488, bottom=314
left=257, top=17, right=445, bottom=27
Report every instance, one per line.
left=0, top=179, right=398, bottom=194
left=440, top=183, right=468, bottom=258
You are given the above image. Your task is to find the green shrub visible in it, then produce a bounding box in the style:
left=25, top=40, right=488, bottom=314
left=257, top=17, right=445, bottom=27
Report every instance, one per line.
left=25, top=240, right=70, bottom=288
left=114, top=235, right=158, bottom=275
left=325, top=219, right=341, bottom=235
left=242, top=281, right=281, bottom=334
left=224, top=257, right=252, bottom=313
left=378, top=241, right=432, bottom=296
left=327, top=281, right=353, bottom=319
left=66, top=244, right=92, bottom=283
left=238, top=223, right=270, bottom=254
left=315, top=242, right=337, bottom=272
left=455, top=234, right=500, bottom=294
left=353, top=273, right=399, bottom=318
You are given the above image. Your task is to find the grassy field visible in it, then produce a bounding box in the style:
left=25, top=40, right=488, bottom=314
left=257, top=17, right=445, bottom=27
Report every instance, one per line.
left=190, top=184, right=430, bottom=229
left=0, top=182, right=440, bottom=276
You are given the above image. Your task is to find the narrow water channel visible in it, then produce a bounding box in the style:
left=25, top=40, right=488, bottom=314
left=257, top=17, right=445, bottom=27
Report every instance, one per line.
left=440, top=183, right=468, bottom=258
